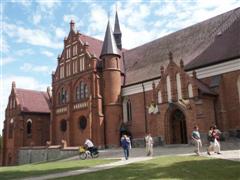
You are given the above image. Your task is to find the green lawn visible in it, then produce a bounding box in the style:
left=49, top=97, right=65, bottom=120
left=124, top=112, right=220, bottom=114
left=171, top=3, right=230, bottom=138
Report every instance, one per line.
left=0, top=159, right=117, bottom=180
left=57, top=156, right=240, bottom=180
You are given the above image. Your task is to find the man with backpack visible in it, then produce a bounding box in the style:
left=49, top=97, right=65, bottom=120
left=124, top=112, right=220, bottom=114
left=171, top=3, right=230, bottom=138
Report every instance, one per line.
left=121, top=134, right=131, bottom=160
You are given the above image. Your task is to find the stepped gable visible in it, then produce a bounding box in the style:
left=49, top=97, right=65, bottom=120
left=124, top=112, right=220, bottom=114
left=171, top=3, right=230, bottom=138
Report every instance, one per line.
left=16, top=89, right=50, bottom=113
left=123, top=7, right=240, bottom=85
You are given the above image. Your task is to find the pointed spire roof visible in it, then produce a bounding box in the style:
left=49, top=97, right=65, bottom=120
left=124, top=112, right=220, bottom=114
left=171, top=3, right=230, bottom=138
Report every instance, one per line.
left=100, top=20, right=120, bottom=58
left=114, top=11, right=121, bottom=34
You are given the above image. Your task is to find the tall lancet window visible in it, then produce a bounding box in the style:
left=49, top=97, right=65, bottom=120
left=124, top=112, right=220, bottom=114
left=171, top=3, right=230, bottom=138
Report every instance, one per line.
left=158, top=90, right=162, bottom=104
left=176, top=73, right=182, bottom=100
left=188, top=83, right=193, bottom=98
left=237, top=75, right=240, bottom=103
left=127, top=100, right=132, bottom=122
left=166, top=75, right=172, bottom=102
left=26, top=119, right=32, bottom=135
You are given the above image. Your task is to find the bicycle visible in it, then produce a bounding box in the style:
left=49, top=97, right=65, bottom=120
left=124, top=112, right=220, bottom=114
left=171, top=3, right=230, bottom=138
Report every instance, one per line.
left=79, top=146, right=99, bottom=160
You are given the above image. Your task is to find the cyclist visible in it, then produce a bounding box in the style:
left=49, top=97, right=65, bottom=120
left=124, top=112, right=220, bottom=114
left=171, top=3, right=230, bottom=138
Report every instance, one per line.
left=84, top=139, right=95, bottom=157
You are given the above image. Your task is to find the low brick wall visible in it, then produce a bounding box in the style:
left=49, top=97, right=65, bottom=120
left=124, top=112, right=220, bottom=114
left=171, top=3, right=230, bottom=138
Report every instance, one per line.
left=132, top=136, right=164, bottom=147
left=18, top=146, right=79, bottom=165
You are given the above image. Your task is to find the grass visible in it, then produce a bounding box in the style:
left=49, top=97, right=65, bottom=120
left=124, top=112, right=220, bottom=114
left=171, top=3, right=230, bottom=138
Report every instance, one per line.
left=0, top=158, right=117, bottom=180
left=56, top=156, right=240, bottom=180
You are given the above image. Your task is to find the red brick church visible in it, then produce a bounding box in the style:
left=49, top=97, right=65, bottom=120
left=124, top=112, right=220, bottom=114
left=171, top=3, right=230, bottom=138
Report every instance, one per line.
left=2, top=7, right=240, bottom=165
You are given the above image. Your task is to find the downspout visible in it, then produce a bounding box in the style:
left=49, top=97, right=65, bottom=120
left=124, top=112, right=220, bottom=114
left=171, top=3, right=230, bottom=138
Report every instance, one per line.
left=142, top=83, right=148, bottom=133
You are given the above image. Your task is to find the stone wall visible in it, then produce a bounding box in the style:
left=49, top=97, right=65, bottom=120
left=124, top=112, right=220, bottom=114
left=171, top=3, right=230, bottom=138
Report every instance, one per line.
left=18, top=146, right=79, bottom=165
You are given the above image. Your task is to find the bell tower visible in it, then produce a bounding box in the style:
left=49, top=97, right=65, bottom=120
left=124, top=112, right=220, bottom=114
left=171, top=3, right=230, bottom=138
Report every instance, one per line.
left=100, top=20, right=122, bottom=147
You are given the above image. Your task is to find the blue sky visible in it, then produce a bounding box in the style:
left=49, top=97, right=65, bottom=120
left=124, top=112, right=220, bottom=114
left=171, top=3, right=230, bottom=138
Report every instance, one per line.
left=1, top=0, right=240, bottom=133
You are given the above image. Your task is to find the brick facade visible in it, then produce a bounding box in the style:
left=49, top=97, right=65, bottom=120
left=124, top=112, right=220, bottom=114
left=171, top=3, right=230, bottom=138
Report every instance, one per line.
left=2, top=9, right=240, bottom=166
left=2, top=83, right=50, bottom=166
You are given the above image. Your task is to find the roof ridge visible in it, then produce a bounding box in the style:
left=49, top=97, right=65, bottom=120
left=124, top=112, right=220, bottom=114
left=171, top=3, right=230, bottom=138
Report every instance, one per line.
left=16, top=88, right=47, bottom=93
left=126, top=7, right=240, bottom=53
left=81, top=33, right=103, bottom=43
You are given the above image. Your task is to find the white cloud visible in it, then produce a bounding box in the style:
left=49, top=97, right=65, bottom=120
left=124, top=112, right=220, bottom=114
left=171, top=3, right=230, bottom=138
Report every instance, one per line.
left=33, top=13, right=42, bottom=25
left=0, top=75, right=49, bottom=133
left=1, top=49, right=34, bottom=66
left=0, top=37, right=9, bottom=53
left=37, top=0, right=61, bottom=9
left=20, top=63, right=51, bottom=73
left=4, top=23, right=62, bottom=49
left=155, top=1, right=176, bottom=16
left=87, top=4, right=108, bottom=35
left=15, top=49, right=34, bottom=56
left=36, top=0, right=61, bottom=15
left=55, top=27, right=66, bottom=39
left=2, top=57, right=15, bottom=65
left=41, top=50, right=55, bottom=57
left=11, top=0, right=32, bottom=7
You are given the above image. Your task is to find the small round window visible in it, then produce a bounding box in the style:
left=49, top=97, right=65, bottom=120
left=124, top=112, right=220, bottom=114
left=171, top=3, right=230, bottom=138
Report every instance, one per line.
left=79, top=116, right=87, bottom=130
left=60, top=119, right=67, bottom=132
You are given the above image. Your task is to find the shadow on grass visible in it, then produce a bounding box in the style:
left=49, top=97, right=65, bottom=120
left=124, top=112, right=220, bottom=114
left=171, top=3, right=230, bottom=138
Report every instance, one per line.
left=0, top=159, right=116, bottom=180
left=57, top=156, right=240, bottom=180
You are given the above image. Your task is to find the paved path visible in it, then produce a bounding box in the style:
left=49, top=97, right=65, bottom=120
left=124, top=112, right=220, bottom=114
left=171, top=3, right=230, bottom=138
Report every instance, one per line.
left=20, top=157, right=153, bottom=180
left=20, top=139, right=240, bottom=180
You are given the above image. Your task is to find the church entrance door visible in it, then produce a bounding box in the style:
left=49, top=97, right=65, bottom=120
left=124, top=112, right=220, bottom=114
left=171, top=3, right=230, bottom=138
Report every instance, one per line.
left=170, top=109, right=187, bottom=144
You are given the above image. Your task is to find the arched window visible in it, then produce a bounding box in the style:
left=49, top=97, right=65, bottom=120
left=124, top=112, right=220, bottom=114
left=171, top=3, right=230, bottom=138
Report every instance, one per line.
left=84, top=84, right=88, bottom=98
left=61, top=88, right=64, bottom=104
left=80, top=82, right=84, bottom=99
left=79, top=56, right=85, bottom=72
left=8, top=118, right=14, bottom=139
left=60, top=119, right=67, bottom=132
left=79, top=116, right=87, bottom=130
left=237, top=76, right=240, bottom=103
left=188, top=83, right=193, bottom=98
left=76, top=82, right=89, bottom=101
left=65, top=90, right=68, bottom=103
left=76, top=86, right=80, bottom=100
left=26, top=119, right=32, bottom=135
left=158, top=91, right=162, bottom=104
left=176, top=73, right=182, bottom=100
left=166, top=75, right=172, bottom=102
left=60, top=88, right=68, bottom=104
left=127, top=100, right=132, bottom=122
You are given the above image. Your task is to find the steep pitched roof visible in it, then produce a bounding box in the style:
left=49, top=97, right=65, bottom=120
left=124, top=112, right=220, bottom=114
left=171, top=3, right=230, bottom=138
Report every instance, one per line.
left=185, top=16, right=240, bottom=70
left=114, top=11, right=121, bottom=34
left=195, top=80, right=217, bottom=96
left=100, top=21, right=120, bottom=58
left=123, top=7, right=240, bottom=85
left=16, top=89, right=50, bottom=113
left=80, top=34, right=103, bottom=58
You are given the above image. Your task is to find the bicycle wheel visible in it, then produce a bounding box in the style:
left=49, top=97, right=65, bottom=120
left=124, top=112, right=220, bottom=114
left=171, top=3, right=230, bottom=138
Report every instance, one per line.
left=92, top=152, right=99, bottom=158
left=79, top=152, right=87, bottom=160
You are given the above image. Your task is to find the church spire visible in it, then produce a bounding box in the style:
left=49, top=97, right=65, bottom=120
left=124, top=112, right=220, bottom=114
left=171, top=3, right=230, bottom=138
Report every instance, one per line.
left=113, top=10, right=122, bottom=50
left=100, top=20, right=120, bottom=59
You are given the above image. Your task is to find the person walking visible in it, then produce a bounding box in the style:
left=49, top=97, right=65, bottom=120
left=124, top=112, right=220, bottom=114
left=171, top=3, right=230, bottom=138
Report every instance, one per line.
left=145, top=133, right=154, bottom=156
left=121, top=134, right=131, bottom=160
left=191, top=126, right=202, bottom=156
left=213, top=125, right=222, bottom=154
left=207, top=126, right=221, bottom=155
